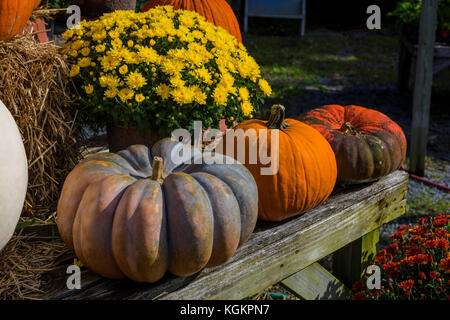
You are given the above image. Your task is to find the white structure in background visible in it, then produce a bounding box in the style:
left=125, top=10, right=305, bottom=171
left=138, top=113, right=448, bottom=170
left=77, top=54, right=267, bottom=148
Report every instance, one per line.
left=243, top=0, right=306, bottom=36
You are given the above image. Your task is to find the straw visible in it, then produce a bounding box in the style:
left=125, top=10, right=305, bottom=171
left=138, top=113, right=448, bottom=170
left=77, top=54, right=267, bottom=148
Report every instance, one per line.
left=0, top=35, right=84, bottom=217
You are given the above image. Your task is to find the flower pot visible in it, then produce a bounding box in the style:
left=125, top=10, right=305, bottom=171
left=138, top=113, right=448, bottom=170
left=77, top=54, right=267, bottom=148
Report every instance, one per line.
left=106, top=125, right=161, bottom=153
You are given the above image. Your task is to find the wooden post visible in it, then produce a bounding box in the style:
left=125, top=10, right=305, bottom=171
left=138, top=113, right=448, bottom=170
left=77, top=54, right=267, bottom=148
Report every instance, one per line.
left=332, top=229, right=380, bottom=288
left=397, top=38, right=412, bottom=92
left=409, top=0, right=438, bottom=176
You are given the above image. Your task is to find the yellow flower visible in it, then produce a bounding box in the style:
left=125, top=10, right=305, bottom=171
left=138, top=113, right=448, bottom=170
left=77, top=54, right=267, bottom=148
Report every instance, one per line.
left=78, top=57, right=92, bottom=68
left=111, top=38, right=123, bottom=48
left=239, top=87, right=249, bottom=101
left=241, top=101, right=253, bottom=116
left=195, top=68, right=211, bottom=83
left=192, top=86, right=207, bottom=105
left=109, top=30, right=120, bottom=39
left=62, top=28, right=74, bottom=39
left=118, top=88, right=134, bottom=102
left=155, top=84, right=170, bottom=100
left=105, top=88, right=118, bottom=99
left=69, top=65, right=80, bottom=77
left=171, top=86, right=195, bottom=105
left=85, top=84, right=94, bottom=95
left=62, top=8, right=269, bottom=129
left=92, top=30, right=107, bottom=41
left=81, top=47, right=90, bottom=56
left=119, top=65, right=129, bottom=75
left=213, top=86, right=228, bottom=105
left=258, top=79, right=272, bottom=96
left=99, top=74, right=120, bottom=88
left=169, top=77, right=185, bottom=88
left=138, top=46, right=160, bottom=64
left=126, top=71, right=147, bottom=89
left=96, top=44, right=106, bottom=53
left=101, top=55, right=120, bottom=71
left=135, top=94, right=145, bottom=103
left=161, top=59, right=184, bottom=75
left=71, top=40, right=84, bottom=50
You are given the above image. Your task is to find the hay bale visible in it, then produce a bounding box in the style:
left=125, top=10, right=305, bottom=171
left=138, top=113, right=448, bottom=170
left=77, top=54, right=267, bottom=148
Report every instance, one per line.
left=0, top=227, right=69, bottom=300
left=0, top=35, right=83, bottom=217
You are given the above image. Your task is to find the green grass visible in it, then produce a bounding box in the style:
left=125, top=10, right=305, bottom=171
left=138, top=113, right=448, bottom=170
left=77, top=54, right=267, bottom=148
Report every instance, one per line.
left=245, top=31, right=399, bottom=99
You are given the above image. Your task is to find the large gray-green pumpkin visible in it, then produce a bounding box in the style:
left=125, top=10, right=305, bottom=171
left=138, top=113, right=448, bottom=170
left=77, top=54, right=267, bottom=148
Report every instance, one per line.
left=57, top=138, right=258, bottom=282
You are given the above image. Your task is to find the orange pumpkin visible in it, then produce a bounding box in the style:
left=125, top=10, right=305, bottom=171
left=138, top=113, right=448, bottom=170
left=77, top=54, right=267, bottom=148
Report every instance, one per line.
left=220, top=105, right=337, bottom=222
left=0, top=0, right=41, bottom=41
left=297, top=105, right=407, bottom=185
left=141, top=0, right=242, bottom=42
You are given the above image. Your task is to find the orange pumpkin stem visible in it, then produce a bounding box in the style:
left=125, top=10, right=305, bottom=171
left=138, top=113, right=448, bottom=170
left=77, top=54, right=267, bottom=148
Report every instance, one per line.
left=151, top=156, right=164, bottom=182
left=267, top=104, right=289, bottom=130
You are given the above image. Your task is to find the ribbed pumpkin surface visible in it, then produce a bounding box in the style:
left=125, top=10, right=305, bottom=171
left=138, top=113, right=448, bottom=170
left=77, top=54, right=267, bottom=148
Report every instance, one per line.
left=0, top=0, right=41, bottom=41
left=57, top=138, right=258, bottom=282
left=298, top=105, right=407, bottom=184
left=221, top=105, right=337, bottom=222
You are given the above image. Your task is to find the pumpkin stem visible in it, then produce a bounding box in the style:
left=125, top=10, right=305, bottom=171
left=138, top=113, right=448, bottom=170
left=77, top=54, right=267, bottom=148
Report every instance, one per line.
left=151, top=156, right=164, bottom=182
left=340, top=122, right=360, bottom=136
left=267, top=104, right=289, bottom=130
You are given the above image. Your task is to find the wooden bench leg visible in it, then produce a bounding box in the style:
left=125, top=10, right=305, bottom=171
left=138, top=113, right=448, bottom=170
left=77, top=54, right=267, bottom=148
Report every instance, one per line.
left=281, top=262, right=350, bottom=300
left=332, top=228, right=380, bottom=288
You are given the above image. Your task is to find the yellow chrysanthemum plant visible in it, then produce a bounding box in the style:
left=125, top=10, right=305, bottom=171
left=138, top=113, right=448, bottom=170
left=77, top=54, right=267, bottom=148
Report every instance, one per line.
left=62, top=6, right=272, bottom=136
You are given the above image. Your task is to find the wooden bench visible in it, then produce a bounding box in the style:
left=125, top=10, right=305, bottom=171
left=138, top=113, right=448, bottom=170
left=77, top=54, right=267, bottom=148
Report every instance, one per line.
left=37, top=170, right=408, bottom=300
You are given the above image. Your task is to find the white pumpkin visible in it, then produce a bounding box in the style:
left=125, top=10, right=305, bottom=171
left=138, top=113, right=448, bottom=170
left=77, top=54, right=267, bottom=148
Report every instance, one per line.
left=0, top=99, right=28, bottom=251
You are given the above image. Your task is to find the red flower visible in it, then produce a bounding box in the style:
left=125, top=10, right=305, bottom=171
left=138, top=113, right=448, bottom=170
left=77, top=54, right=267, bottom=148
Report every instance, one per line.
left=424, top=239, right=437, bottom=249
left=436, top=238, right=448, bottom=250
left=418, top=218, right=427, bottom=225
left=439, top=257, right=450, bottom=274
left=376, top=254, right=387, bottom=265
left=406, top=254, right=429, bottom=266
left=383, top=262, right=399, bottom=271
left=352, top=292, right=366, bottom=300
left=433, top=217, right=449, bottom=228
left=386, top=243, right=399, bottom=255
left=398, top=280, right=414, bottom=291
left=430, top=271, right=437, bottom=279
left=409, top=225, right=429, bottom=236
left=406, top=245, right=424, bottom=256
left=352, top=280, right=364, bottom=291
left=388, top=270, right=399, bottom=279
left=419, top=272, right=427, bottom=280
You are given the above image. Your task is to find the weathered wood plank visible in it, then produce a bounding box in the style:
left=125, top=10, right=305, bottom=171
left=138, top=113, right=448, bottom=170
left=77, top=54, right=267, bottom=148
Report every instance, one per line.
left=41, top=171, right=408, bottom=300
left=161, top=175, right=406, bottom=300
left=410, top=0, right=438, bottom=176
left=281, top=262, right=350, bottom=300
left=332, top=228, right=380, bottom=288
